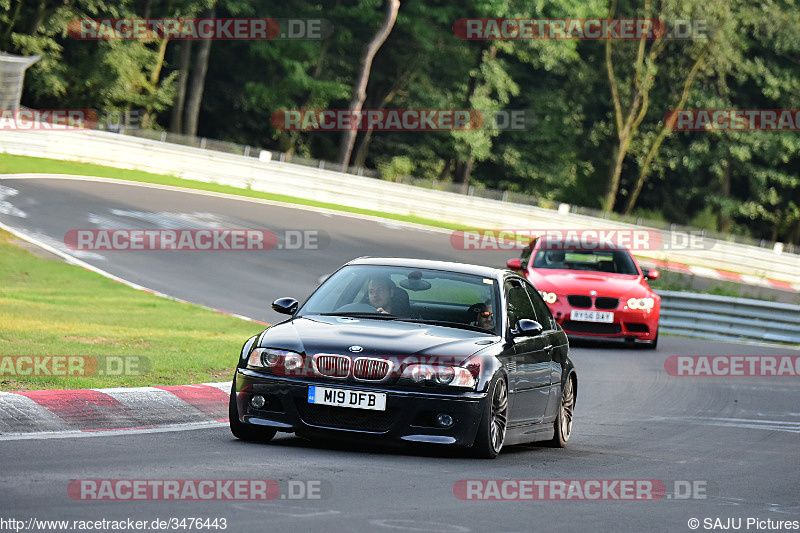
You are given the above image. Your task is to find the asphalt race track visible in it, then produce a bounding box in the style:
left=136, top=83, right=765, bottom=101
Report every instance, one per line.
left=1, top=176, right=799, bottom=532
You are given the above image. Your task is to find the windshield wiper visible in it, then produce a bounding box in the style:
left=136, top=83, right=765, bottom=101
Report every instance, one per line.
left=397, top=318, right=493, bottom=333
left=316, top=312, right=400, bottom=320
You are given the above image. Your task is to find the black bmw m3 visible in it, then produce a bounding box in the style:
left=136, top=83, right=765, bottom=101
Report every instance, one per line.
left=230, top=257, right=577, bottom=458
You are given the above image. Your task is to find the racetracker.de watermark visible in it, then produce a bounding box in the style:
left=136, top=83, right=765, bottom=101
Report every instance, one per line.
left=0, top=109, right=98, bottom=130
left=453, top=479, right=709, bottom=501
left=666, top=109, right=800, bottom=131
left=68, top=479, right=330, bottom=500
left=63, top=229, right=327, bottom=251
left=270, top=109, right=530, bottom=131
left=68, top=18, right=333, bottom=40
left=664, top=356, right=800, bottom=377
left=248, top=353, right=478, bottom=380
left=450, top=228, right=713, bottom=251
left=0, top=355, right=149, bottom=377
left=452, top=18, right=710, bottom=40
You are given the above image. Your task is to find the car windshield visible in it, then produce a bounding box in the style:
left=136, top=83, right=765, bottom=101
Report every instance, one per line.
left=531, top=249, right=639, bottom=275
left=298, top=265, right=500, bottom=333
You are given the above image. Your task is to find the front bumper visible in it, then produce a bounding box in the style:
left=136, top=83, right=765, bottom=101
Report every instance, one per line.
left=234, top=369, right=488, bottom=447
left=551, top=305, right=659, bottom=341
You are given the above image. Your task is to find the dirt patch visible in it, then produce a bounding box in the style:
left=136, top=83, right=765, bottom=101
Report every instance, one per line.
left=61, top=336, right=151, bottom=348
left=0, top=379, right=29, bottom=391
left=9, top=238, right=62, bottom=261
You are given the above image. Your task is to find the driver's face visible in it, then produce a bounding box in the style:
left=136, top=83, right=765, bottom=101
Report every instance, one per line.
left=368, top=282, right=392, bottom=309
left=477, top=304, right=494, bottom=329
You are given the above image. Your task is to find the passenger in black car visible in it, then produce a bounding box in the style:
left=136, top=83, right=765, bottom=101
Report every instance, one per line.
left=468, top=300, right=494, bottom=329
left=477, top=300, right=494, bottom=330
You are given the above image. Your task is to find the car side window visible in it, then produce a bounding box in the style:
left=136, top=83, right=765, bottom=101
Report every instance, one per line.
left=505, top=279, right=536, bottom=328
left=523, top=282, right=556, bottom=330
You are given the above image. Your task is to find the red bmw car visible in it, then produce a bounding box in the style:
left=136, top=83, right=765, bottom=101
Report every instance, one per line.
left=507, top=237, right=660, bottom=348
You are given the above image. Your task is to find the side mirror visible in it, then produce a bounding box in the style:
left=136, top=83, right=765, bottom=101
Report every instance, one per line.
left=506, top=258, right=523, bottom=271
left=511, top=319, right=543, bottom=338
left=643, top=268, right=660, bottom=280
left=271, top=297, right=298, bottom=315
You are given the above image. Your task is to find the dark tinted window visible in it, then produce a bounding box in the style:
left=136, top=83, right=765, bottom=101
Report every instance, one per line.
left=532, top=249, right=638, bottom=275
left=505, top=279, right=536, bottom=328
left=524, top=282, right=555, bottom=330
left=518, top=238, right=538, bottom=269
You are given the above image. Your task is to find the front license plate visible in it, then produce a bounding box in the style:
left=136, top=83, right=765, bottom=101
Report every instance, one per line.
left=570, top=310, right=614, bottom=323
left=308, top=386, right=386, bottom=411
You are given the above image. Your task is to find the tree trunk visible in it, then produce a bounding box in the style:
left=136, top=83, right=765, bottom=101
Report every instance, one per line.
left=603, top=0, right=657, bottom=213
left=3, top=0, right=22, bottom=36
left=336, top=0, right=400, bottom=170
left=170, top=41, right=192, bottom=133
left=353, top=71, right=411, bottom=168
left=718, top=160, right=731, bottom=233
left=139, top=37, right=170, bottom=128
left=28, top=0, right=48, bottom=34
left=454, top=159, right=473, bottom=194
left=623, top=36, right=716, bottom=215
left=183, top=6, right=214, bottom=137
left=452, top=45, right=494, bottom=191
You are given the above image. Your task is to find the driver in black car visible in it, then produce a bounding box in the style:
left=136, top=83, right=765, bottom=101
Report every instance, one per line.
left=368, top=276, right=396, bottom=314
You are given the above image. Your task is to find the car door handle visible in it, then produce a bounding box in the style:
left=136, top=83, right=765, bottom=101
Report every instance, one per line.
left=543, top=344, right=553, bottom=352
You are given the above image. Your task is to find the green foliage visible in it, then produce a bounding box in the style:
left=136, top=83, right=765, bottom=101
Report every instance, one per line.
left=1, top=0, right=798, bottom=245
left=689, top=206, right=718, bottom=231
left=377, top=155, right=414, bottom=181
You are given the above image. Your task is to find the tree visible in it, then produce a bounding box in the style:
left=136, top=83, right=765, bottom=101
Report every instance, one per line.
left=602, top=0, right=726, bottom=213
left=336, top=0, right=399, bottom=170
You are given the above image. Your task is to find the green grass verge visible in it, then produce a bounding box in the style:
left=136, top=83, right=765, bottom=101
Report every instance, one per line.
left=0, top=229, right=264, bottom=391
left=0, top=153, right=467, bottom=231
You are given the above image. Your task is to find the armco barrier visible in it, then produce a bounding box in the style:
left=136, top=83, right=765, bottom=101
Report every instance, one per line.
left=0, top=129, right=798, bottom=286
left=658, top=290, right=800, bottom=345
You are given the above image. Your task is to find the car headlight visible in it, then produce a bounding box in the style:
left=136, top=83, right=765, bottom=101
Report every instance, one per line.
left=627, top=297, right=655, bottom=310
left=400, top=358, right=480, bottom=389
left=539, top=291, right=558, bottom=304
left=248, top=348, right=305, bottom=374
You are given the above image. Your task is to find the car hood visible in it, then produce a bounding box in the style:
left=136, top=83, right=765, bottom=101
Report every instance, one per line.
left=528, top=270, right=653, bottom=297
left=259, top=315, right=499, bottom=359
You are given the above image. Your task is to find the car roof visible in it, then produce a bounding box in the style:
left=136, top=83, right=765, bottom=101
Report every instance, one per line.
left=346, top=257, right=507, bottom=279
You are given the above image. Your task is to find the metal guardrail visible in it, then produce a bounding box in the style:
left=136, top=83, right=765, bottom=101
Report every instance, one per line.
left=1, top=129, right=799, bottom=286
left=658, top=290, right=800, bottom=345
left=79, top=125, right=800, bottom=256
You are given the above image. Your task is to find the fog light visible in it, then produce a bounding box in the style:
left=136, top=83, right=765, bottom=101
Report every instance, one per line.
left=250, top=395, right=266, bottom=409
left=436, top=413, right=454, bottom=428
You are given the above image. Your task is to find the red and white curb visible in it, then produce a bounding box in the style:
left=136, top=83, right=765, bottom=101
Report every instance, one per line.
left=0, top=382, right=232, bottom=438
left=641, top=259, right=800, bottom=293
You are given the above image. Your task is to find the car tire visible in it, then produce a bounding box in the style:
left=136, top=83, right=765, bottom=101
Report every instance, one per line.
left=229, top=381, right=277, bottom=443
left=645, top=329, right=659, bottom=350
left=473, top=375, right=508, bottom=459
left=548, top=375, right=575, bottom=448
